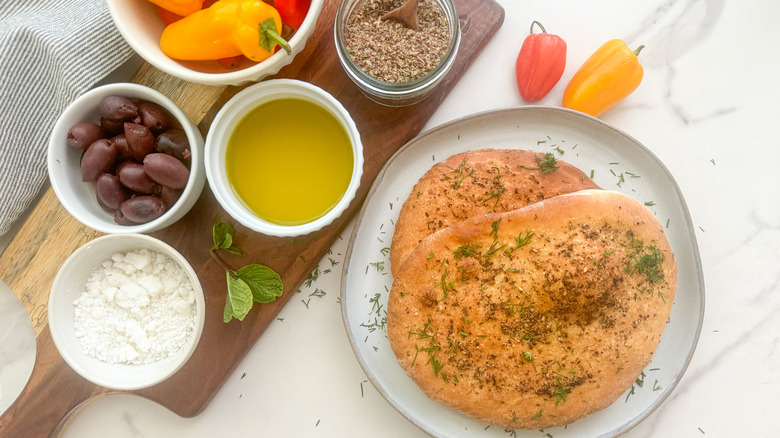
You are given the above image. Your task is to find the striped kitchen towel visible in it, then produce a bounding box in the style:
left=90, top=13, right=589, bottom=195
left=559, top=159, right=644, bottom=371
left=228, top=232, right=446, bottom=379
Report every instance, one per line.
left=0, top=0, right=134, bottom=237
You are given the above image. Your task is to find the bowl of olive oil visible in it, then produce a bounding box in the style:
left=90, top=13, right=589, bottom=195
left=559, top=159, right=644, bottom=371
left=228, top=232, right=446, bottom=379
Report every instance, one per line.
left=205, top=79, right=363, bottom=236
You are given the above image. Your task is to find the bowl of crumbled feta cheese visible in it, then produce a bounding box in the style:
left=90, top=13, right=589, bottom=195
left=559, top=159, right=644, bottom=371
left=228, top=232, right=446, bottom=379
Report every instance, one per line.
left=48, top=233, right=205, bottom=390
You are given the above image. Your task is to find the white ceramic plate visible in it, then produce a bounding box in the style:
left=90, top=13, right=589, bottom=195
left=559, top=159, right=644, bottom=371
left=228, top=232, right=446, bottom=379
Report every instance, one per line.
left=341, top=106, right=704, bottom=437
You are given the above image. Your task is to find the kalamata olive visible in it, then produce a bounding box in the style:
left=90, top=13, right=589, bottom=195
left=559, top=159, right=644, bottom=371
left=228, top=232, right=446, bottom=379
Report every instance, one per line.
left=143, top=153, right=189, bottom=189
left=159, top=186, right=182, bottom=208
left=120, top=195, right=166, bottom=223
left=99, top=95, right=139, bottom=122
left=124, top=122, right=155, bottom=161
left=96, top=173, right=128, bottom=210
left=81, top=139, right=117, bottom=182
left=117, top=162, right=160, bottom=194
left=137, top=100, right=172, bottom=134
left=67, top=122, right=104, bottom=149
left=110, top=134, right=132, bottom=160
left=155, top=128, right=191, bottom=162
left=113, top=208, right=137, bottom=226
left=100, top=116, right=125, bottom=137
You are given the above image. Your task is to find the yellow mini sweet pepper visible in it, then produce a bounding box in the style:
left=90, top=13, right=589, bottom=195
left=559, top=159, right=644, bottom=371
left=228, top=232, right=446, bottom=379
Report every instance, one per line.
left=562, top=39, right=645, bottom=117
left=148, top=0, right=204, bottom=17
left=160, top=0, right=291, bottom=63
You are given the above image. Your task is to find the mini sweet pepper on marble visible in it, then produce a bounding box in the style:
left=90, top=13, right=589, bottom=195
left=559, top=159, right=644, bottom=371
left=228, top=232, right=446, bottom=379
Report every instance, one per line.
left=514, top=21, right=567, bottom=102
left=160, top=0, right=291, bottom=62
left=562, top=39, right=645, bottom=117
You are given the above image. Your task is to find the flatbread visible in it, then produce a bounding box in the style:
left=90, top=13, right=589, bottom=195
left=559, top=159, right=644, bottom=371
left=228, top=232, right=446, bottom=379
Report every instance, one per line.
left=387, top=190, right=676, bottom=429
left=390, top=149, right=599, bottom=276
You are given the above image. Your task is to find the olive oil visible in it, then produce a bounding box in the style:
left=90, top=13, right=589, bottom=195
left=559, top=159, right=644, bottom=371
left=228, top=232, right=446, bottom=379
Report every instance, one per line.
left=226, top=98, right=353, bottom=225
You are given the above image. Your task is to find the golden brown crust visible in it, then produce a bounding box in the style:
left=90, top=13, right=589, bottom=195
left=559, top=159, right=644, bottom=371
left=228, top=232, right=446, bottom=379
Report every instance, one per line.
left=387, top=190, right=676, bottom=429
left=390, top=149, right=599, bottom=276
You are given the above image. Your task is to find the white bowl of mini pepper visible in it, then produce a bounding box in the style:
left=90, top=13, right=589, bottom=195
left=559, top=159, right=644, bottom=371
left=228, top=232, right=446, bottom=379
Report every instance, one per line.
left=48, top=233, right=205, bottom=391
left=107, top=0, right=324, bottom=86
left=47, top=82, right=205, bottom=234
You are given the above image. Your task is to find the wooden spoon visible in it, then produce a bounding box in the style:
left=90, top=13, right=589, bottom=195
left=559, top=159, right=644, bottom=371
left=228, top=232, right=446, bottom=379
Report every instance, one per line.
left=380, top=0, right=421, bottom=31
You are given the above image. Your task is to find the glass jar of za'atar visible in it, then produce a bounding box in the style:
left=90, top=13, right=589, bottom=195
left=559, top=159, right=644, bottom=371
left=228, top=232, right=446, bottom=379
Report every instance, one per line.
left=335, top=0, right=460, bottom=106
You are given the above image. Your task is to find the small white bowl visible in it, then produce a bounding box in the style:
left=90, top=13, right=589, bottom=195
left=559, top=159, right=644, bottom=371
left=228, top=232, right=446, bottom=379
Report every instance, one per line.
left=48, top=82, right=205, bottom=234
left=107, top=0, right=324, bottom=86
left=205, top=79, right=363, bottom=237
left=48, top=234, right=205, bottom=391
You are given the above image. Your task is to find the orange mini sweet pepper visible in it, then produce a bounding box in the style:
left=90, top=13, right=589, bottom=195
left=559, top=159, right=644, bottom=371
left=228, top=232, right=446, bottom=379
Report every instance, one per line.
left=160, top=0, right=291, bottom=63
left=562, top=39, right=645, bottom=117
left=148, top=0, right=204, bottom=17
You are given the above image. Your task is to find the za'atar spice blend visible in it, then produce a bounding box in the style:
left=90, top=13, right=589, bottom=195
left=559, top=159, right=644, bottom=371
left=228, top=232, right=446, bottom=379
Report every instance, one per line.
left=344, top=0, right=451, bottom=83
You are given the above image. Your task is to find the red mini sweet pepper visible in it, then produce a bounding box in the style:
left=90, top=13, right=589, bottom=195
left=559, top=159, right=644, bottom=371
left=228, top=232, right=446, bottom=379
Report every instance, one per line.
left=515, top=21, right=567, bottom=102
left=274, top=0, right=311, bottom=30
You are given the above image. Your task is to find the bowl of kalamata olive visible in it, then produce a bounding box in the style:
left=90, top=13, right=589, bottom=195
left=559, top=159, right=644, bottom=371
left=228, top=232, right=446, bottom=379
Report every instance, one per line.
left=48, top=82, right=205, bottom=234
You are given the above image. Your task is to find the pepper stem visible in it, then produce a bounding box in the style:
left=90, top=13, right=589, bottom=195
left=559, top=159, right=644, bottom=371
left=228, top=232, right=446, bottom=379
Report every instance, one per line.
left=633, top=44, right=645, bottom=56
left=258, top=18, right=292, bottom=55
left=265, top=29, right=292, bottom=55
left=530, top=20, right=547, bottom=35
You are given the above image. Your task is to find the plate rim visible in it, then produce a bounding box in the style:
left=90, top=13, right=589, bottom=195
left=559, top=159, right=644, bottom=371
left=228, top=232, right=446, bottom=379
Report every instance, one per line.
left=340, top=105, right=705, bottom=437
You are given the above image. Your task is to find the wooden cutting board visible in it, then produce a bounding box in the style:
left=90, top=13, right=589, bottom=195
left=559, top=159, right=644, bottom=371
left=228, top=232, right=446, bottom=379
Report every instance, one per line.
left=0, top=0, right=504, bottom=436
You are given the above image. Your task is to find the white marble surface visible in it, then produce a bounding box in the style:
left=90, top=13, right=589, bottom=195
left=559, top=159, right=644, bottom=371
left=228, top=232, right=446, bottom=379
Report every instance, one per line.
left=0, top=281, right=36, bottom=415
left=5, top=0, right=780, bottom=436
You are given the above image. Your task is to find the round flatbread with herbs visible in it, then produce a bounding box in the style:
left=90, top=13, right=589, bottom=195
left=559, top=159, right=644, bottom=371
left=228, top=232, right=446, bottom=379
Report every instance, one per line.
left=389, top=148, right=599, bottom=276
left=387, top=189, right=677, bottom=429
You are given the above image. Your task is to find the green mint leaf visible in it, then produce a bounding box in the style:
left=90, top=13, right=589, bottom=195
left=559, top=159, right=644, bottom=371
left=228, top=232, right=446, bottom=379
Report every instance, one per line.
left=212, top=221, right=243, bottom=255
left=223, top=243, right=244, bottom=256
left=236, top=264, right=284, bottom=304
left=258, top=18, right=291, bottom=54
left=213, top=221, right=283, bottom=323
left=221, top=232, right=234, bottom=250
left=223, top=272, right=254, bottom=322
left=212, top=221, right=233, bottom=249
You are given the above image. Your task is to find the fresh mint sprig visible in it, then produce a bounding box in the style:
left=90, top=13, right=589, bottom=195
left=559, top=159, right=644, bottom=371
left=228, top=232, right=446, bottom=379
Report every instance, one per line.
left=212, top=221, right=243, bottom=255
left=211, top=221, right=284, bottom=322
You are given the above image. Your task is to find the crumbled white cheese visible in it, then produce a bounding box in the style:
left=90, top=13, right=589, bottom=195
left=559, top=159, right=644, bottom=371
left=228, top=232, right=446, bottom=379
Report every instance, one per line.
left=73, top=248, right=197, bottom=365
